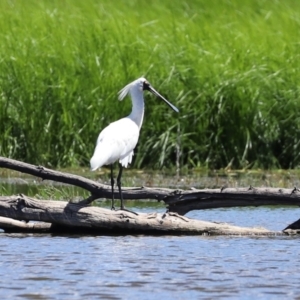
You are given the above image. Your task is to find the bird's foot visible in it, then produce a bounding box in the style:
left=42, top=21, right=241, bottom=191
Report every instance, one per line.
left=111, top=206, right=116, bottom=211
left=119, top=207, right=139, bottom=216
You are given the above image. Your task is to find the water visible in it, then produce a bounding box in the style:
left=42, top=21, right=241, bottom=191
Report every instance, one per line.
left=0, top=206, right=299, bottom=299
left=1, top=170, right=300, bottom=298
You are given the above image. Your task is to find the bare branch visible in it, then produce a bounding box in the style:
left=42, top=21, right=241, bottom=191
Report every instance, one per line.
left=1, top=157, right=300, bottom=216
left=0, top=156, right=171, bottom=201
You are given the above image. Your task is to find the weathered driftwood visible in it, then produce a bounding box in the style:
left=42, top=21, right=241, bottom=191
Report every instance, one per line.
left=0, top=156, right=299, bottom=235
left=0, top=195, right=281, bottom=235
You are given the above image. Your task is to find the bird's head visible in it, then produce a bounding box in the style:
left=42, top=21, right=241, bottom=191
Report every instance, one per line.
left=118, top=77, right=179, bottom=113
left=118, top=77, right=147, bottom=100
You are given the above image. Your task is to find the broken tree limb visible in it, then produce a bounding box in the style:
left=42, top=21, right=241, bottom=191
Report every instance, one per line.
left=0, top=216, right=52, bottom=233
left=164, top=187, right=300, bottom=215
left=0, top=156, right=171, bottom=202
left=0, top=195, right=282, bottom=236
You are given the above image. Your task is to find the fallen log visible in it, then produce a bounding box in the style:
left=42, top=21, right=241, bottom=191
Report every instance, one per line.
left=0, top=195, right=281, bottom=235
left=0, top=156, right=299, bottom=235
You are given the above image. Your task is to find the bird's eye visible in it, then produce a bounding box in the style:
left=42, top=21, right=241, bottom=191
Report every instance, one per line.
left=143, top=80, right=150, bottom=90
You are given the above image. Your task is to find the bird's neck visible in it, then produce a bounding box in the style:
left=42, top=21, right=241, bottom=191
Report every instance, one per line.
left=128, top=89, right=145, bottom=129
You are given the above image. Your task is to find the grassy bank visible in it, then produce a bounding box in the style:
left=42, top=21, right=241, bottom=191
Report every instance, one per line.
left=0, top=0, right=299, bottom=170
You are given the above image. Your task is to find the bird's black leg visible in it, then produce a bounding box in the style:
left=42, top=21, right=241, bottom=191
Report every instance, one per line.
left=116, top=164, right=124, bottom=210
left=116, top=164, right=138, bottom=215
left=110, top=164, right=116, bottom=210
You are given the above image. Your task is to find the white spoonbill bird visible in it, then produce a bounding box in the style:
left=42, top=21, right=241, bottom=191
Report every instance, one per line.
left=90, top=77, right=179, bottom=211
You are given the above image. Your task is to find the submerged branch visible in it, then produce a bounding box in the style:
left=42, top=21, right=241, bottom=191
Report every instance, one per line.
left=0, top=216, right=52, bottom=232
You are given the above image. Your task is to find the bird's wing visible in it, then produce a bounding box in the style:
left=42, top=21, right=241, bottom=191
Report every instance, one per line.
left=90, top=118, right=139, bottom=170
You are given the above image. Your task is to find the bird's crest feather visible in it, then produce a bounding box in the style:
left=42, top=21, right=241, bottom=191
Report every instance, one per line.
left=118, top=77, right=145, bottom=101
left=118, top=82, right=132, bottom=101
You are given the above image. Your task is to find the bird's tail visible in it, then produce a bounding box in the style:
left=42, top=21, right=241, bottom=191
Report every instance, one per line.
left=119, top=151, right=134, bottom=168
left=90, top=155, right=100, bottom=171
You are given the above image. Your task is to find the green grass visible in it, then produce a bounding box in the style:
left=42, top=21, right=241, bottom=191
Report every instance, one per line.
left=0, top=0, right=299, bottom=170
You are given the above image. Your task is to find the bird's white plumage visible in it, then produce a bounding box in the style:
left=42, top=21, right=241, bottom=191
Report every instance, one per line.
left=90, top=117, right=139, bottom=170
left=90, top=78, right=145, bottom=171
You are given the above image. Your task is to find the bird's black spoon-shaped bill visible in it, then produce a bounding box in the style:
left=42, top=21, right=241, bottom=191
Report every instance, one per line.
left=148, top=86, right=179, bottom=113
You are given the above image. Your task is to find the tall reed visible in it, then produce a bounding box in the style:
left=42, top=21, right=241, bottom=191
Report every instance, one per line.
left=0, top=0, right=299, bottom=169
